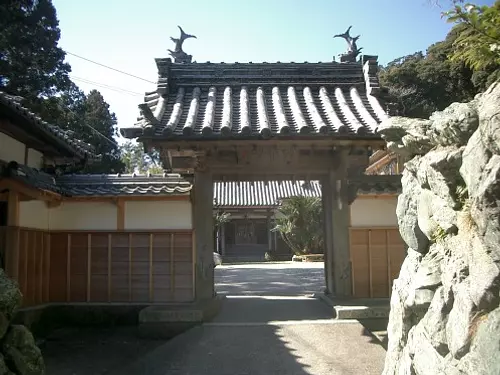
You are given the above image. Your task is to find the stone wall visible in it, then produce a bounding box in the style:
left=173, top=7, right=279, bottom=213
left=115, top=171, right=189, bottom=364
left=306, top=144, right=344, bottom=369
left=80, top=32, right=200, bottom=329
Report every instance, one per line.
left=0, top=270, right=44, bottom=375
left=379, top=82, right=500, bottom=375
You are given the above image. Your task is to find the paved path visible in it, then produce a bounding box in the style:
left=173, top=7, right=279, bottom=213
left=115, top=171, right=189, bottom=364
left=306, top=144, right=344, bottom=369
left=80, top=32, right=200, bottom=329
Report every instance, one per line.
left=215, top=261, right=325, bottom=296
left=110, top=263, right=386, bottom=375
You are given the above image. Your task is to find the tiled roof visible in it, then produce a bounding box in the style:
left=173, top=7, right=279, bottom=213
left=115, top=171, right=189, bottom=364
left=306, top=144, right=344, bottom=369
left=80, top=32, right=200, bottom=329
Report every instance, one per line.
left=0, top=92, right=97, bottom=159
left=1, top=162, right=64, bottom=194
left=56, top=173, right=192, bottom=197
left=120, top=59, right=389, bottom=140
left=214, top=176, right=401, bottom=208
left=1, top=162, right=192, bottom=197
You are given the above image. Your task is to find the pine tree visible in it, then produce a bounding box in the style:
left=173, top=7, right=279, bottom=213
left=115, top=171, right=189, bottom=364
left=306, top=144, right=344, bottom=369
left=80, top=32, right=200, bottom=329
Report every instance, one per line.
left=80, top=90, right=125, bottom=174
left=0, top=0, right=71, bottom=99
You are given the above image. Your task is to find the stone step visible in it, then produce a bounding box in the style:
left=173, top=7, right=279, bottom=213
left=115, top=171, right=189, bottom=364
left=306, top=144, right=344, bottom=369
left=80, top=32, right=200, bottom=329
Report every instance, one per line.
left=138, top=296, right=225, bottom=339
left=316, top=293, right=391, bottom=319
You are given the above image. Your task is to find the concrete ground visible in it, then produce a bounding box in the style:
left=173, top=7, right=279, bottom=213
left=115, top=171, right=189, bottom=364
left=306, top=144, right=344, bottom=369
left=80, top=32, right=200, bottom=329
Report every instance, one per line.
left=44, top=262, right=387, bottom=375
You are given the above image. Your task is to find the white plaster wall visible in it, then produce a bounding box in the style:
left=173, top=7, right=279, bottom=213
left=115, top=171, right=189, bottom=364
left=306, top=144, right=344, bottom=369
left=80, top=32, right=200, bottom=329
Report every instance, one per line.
left=0, top=132, right=25, bottom=164
left=49, top=202, right=117, bottom=230
left=350, top=197, right=398, bottom=227
left=19, top=200, right=49, bottom=229
left=26, top=148, right=43, bottom=169
left=125, top=200, right=192, bottom=230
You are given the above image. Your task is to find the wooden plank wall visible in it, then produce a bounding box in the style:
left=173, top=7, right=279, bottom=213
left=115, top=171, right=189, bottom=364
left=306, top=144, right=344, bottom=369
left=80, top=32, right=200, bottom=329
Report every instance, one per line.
left=1, top=228, right=194, bottom=307
left=49, top=230, right=194, bottom=304
left=350, top=227, right=406, bottom=298
left=16, top=228, right=51, bottom=307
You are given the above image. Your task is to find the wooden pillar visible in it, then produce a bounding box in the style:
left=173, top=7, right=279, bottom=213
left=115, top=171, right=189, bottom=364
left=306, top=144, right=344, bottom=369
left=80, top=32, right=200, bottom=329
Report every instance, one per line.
left=193, top=168, right=215, bottom=300
left=267, top=215, right=273, bottom=252
left=322, top=151, right=352, bottom=297
left=5, top=190, right=20, bottom=280
left=220, top=222, right=226, bottom=257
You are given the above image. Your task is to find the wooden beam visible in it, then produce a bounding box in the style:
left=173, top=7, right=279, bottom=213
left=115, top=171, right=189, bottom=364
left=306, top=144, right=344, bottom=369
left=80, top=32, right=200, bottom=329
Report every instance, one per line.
left=0, top=179, right=61, bottom=202
left=117, top=199, right=125, bottom=230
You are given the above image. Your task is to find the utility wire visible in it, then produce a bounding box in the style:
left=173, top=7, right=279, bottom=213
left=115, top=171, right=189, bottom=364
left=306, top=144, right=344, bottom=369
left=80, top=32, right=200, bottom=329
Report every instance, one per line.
left=66, top=51, right=156, bottom=84
left=70, top=75, right=143, bottom=96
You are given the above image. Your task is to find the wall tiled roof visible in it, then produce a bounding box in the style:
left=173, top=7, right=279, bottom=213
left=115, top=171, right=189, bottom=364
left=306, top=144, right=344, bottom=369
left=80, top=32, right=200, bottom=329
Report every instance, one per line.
left=120, top=60, right=388, bottom=140
left=56, top=173, right=192, bottom=196
left=0, top=92, right=97, bottom=159
left=214, top=176, right=401, bottom=207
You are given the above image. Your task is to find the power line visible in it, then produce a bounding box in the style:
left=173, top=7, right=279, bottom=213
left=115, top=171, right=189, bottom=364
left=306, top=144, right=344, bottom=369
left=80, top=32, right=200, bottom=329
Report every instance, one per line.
left=70, top=75, right=143, bottom=96
left=66, top=51, right=156, bottom=84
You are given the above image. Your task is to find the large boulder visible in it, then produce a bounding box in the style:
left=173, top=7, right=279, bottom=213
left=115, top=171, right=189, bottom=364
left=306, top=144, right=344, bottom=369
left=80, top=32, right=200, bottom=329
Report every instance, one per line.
left=382, top=81, right=500, bottom=374
left=0, top=271, right=22, bottom=340
left=1, top=326, right=45, bottom=375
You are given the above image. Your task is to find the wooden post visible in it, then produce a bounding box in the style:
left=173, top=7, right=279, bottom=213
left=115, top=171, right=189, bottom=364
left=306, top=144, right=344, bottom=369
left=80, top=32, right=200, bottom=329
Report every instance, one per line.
left=44, top=233, right=51, bottom=302
left=66, top=234, right=71, bottom=302
left=107, top=234, right=112, bottom=302
left=87, top=234, right=92, bottom=302
left=386, top=230, right=392, bottom=296
left=170, top=233, right=175, bottom=297
left=38, top=232, right=43, bottom=304
left=5, top=191, right=20, bottom=280
left=193, top=168, right=215, bottom=301
left=117, top=199, right=125, bottom=230
left=128, top=233, right=132, bottom=302
left=23, top=231, right=28, bottom=300
left=322, top=149, right=352, bottom=297
left=267, top=215, right=272, bottom=252
left=368, top=229, right=373, bottom=298
left=149, top=233, right=153, bottom=302
left=220, top=223, right=226, bottom=257
left=349, top=228, right=355, bottom=297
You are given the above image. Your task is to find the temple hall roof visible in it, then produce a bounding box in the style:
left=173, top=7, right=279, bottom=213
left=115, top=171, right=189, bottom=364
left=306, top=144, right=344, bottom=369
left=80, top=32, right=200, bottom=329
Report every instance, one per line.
left=120, top=57, right=388, bottom=141
left=214, top=176, right=401, bottom=208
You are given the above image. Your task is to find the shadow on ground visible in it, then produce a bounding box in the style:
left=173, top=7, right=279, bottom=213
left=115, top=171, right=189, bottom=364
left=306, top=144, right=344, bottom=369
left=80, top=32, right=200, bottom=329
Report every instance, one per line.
left=42, top=327, right=163, bottom=375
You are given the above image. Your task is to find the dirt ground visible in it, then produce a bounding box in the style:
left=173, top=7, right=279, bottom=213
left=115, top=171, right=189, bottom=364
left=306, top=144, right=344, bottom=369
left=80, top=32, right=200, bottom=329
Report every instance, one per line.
left=41, top=327, right=164, bottom=375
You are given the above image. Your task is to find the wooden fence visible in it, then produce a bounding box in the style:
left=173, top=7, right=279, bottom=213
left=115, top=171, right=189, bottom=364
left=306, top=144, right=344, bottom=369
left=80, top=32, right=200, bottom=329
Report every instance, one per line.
left=1, top=227, right=194, bottom=307
left=350, top=227, right=406, bottom=298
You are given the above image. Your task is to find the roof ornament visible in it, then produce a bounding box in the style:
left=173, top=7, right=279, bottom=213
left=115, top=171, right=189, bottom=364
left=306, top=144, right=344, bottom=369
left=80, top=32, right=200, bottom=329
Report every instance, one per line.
left=333, top=26, right=363, bottom=63
left=168, top=25, right=197, bottom=63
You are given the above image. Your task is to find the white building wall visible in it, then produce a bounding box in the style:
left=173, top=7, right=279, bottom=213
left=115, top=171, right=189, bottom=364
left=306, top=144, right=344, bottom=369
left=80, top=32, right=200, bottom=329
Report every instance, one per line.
left=19, top=201, right=50, bottom=229
left=350, top=197, right=398, bottom=227
left=125, top=200, right=192, bottom=230
left=26, top=148, right=43, bottom=169
left=0, top=132, right=25, bottom=164
left=49, top=202, right=117, bottom=230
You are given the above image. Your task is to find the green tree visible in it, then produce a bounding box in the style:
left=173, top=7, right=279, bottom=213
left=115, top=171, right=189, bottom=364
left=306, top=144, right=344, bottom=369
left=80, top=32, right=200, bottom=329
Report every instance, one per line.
left=0, top=0, right=71, bottom=100
left=443, top=1, right=500, bottom=73
left=272, top=196, right=324, bottom=255
left=120, top=140, right=163, bottom=174
left=379, top=21, right=498, bottom=118
left=80, top=90, right=125, bottom=174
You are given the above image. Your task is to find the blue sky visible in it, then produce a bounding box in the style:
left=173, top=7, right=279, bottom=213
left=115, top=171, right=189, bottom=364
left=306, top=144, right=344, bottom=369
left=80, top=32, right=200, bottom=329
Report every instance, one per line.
left=51, top=0, right=494, bottom=142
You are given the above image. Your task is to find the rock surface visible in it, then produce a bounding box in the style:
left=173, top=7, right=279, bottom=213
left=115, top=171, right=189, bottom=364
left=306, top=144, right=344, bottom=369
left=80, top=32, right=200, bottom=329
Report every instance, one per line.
left=379, top=82, right=500, bottom=375
left=0, top=270, right=45, bottom=375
